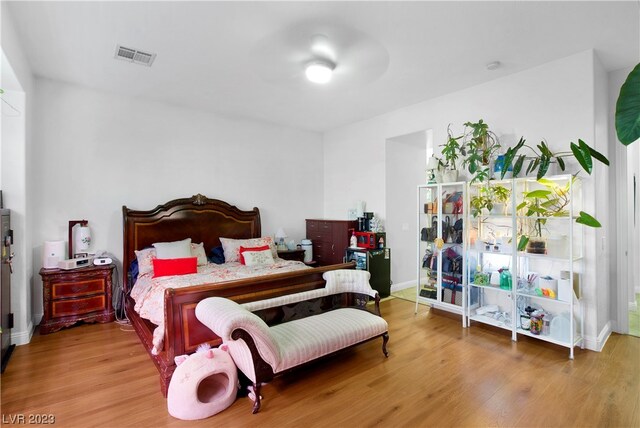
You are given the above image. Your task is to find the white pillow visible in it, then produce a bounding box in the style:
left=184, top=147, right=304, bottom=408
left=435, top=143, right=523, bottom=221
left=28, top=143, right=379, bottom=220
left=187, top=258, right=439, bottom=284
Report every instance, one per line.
left=153, top=238, right=192, bottom=259
left=219, top=237, right=277, bottom=263
left=191, top=242, right=208, bottom=266
left=242, top=249, right=275, bottom=267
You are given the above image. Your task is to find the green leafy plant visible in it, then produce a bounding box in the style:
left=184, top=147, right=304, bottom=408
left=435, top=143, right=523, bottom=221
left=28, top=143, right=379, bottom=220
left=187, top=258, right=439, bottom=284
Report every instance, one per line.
left=469, top=184, right=511, bottom=217
left=501, top=137, right=609, bottom=180
left=615, top=62, right=640, bottom=146
left=441, top=125, right=462, bottom=171
left=516, top=178, right=601, bottom=251
left=460, top=120, right=501, bottom=183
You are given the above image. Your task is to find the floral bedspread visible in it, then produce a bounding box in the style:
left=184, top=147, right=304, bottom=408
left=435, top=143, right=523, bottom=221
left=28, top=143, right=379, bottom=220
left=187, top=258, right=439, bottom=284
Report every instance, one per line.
left=130, top=260, right=311, bottom=354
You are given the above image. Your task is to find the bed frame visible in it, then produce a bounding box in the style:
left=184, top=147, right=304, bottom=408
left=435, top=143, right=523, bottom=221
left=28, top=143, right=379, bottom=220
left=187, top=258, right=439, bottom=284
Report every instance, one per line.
left=122, top=194, right=355, bottom=396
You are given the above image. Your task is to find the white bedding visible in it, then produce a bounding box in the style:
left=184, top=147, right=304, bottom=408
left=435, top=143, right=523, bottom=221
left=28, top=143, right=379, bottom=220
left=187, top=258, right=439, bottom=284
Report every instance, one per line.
left=130, top=259, right=310, bottom=354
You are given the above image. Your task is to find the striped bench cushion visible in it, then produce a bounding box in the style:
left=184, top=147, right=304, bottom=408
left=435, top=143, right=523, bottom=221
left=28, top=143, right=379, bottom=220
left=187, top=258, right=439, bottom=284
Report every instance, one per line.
left=270, top=308, right=388, bottom=373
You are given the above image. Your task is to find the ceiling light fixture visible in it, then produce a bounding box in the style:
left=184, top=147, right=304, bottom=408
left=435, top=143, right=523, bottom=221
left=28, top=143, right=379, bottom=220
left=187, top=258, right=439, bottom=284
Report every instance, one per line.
left=305, top=60, right=335, bottom=84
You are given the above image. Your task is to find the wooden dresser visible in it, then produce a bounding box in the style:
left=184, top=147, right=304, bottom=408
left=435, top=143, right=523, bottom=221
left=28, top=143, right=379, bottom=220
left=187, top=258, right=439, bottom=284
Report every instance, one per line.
left=39, top=264, right=115, bottom=334
left=305, top=219, right=357, bottom=266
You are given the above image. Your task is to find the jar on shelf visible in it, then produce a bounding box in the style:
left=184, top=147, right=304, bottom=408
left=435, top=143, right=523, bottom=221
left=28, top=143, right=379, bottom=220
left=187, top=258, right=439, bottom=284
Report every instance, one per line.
left=530, top=311, right=544, bottom=335
left=499, top=268, right=512, bottom=290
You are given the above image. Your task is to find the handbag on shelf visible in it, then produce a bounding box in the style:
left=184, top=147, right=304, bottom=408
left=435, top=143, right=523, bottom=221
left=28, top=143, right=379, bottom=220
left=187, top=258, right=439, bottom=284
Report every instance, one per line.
left=443, top=191, right=463, bottom=214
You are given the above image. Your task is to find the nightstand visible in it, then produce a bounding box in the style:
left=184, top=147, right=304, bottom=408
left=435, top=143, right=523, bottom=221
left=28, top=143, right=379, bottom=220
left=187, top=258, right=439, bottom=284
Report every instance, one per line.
left=39, top=264, right=115, bottom=334
left=277, top=248, right=306, bottom=263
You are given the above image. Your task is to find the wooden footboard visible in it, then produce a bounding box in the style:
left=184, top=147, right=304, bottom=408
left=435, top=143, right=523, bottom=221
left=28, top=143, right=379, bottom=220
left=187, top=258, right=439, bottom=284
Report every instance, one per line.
left=127, top=262, right=355, bottom=396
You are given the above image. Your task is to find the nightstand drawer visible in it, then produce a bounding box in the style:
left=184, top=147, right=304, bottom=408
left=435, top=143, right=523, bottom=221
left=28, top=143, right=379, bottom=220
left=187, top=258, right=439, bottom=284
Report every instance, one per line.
left=52, top=278, right=105, bottom=299
left=52, top=295, right=106, bottom=318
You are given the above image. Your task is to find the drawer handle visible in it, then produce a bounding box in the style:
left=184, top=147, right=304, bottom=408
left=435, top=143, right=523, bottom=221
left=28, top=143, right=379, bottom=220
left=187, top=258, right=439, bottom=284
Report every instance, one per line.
left=73, top=285, right=90, bottom=292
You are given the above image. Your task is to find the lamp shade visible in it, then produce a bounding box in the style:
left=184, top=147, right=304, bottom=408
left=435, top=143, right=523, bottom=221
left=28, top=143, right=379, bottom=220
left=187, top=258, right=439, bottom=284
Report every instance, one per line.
left=275, top=228, right=287, bottom=240
left=426, top=156, right=439, bottom=170
left=75, top=226, right=91, bottom=253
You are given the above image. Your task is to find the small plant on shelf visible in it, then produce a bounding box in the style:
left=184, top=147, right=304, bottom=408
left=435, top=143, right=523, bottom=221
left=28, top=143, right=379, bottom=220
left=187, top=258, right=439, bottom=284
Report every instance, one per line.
left=440, top=125, right=462, bottom=182
left=516, top=178, right=601, bottom=252
left=469, top=184, right=511, bottom=217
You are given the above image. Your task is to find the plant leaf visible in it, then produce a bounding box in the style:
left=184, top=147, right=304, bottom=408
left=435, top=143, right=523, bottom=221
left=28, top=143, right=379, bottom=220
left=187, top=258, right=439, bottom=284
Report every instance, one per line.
left=501, top=147, right=516, bottom=179
left=516, top=201, right=527, bottom=211
left=581, top=139, right=610, bottom=166
left=615, top=62, right=640, bottom=146
left=537, top=178, right=557, bottom=187
left=576, top=211, right=602, bottom=228
left=537, top=156, right=550, bottom=179
left=556, top=156, right=566, bottom=171
left=525, top=189, right=552, bottom=198
left=513, top=155, right=526, bottom=177
left=517, top=236, right=529, bottom=251
left=578, top=140, right=594, bottom=173
left=570, top=142, right=592, bottom=174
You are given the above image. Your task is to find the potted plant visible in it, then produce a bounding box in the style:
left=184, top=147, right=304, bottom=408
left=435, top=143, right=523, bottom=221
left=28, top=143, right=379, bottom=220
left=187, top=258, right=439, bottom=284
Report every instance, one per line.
left=516, top=178, right=601, bottom=253
left=461, top=119, right=501, bottom=184
left=490, top=184, right=511, bottom=215
left=441, top=125, right=462, bottom=182
left=470, top=184, right=511, bottom=217
left=499, top=137, right=609, bottom=180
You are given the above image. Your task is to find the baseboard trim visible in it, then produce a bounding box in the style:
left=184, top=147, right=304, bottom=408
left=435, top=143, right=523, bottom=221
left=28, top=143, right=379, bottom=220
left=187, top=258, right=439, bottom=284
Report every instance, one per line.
left=583, top=321, right=612, bottom=352
left=11, top=319, right=34, bottom=346
left=391, top=280, right=414, bottom=292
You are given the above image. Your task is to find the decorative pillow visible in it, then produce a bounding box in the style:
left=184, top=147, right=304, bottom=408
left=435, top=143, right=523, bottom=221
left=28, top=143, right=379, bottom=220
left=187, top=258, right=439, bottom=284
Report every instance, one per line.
left=209, top=246, right=225, bottom=265
left=153, top=238, right=192, bottom=259
left=152, top=257, right=198, bottom=278
left=135, top=248, right=157, bottom=277
left=239, top=245, right=270, bottom=265
left=219, top=237, right=276, bottom=263
left=242, top=249, right=275, bottom=267
left=191, top=242, right=208, bottom=266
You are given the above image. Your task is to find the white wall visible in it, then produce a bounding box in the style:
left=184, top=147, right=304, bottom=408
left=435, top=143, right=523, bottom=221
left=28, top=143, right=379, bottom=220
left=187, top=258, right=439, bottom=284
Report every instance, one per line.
left=30, top=78, right=324, bottom=321
left=324, top=50, right=610, bottom=350
left=385, top=130, right=428, bottom=288
left=2, top=7, right=36, bottom=345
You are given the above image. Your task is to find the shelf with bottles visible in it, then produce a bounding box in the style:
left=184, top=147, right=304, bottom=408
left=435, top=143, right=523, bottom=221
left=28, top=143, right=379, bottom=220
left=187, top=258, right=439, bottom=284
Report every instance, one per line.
left=515, top=298, right=582, bottom=348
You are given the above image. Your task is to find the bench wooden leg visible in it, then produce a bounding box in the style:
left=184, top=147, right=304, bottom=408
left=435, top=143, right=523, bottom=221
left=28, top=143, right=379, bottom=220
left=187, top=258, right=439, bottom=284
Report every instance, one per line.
left=382, top=333, right=389, bottom=357
left=251, top=383, right=262, bottom=414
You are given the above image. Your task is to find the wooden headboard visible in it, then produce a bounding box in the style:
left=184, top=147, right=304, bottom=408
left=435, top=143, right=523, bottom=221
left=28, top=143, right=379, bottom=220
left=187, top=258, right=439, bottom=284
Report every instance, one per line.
left=122, top=193, right=261, bottom=292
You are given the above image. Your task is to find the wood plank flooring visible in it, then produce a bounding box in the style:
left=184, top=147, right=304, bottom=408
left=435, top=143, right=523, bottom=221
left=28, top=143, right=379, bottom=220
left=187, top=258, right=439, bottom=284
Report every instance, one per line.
left=1, top=298, right=638, bottom=427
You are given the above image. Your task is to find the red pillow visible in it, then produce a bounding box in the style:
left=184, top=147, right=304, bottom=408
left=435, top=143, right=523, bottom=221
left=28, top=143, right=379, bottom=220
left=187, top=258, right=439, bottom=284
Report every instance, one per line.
left=239, top=245, right=270, bottom=265
left=152, top=257, right=198, bottom=278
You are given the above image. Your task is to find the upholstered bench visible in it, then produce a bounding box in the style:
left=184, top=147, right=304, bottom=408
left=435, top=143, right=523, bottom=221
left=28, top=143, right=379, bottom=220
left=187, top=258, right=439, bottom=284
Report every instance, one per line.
left=195, top=270, right=389, bottom=413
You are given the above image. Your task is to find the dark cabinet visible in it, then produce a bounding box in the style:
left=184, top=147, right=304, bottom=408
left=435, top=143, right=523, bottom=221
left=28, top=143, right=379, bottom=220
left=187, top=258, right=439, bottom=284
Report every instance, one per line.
left=305, top=219, right=357, bottom=266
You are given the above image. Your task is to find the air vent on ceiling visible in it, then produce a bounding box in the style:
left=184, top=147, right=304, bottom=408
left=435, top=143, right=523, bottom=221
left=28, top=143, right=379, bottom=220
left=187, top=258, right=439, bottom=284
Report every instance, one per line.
left=114, top=45, right=156, bottom=67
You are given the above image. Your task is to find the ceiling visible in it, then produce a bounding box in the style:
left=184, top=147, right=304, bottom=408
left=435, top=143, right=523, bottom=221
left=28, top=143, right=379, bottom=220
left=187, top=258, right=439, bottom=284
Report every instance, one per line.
left=5, top=1, right=639, bottom=132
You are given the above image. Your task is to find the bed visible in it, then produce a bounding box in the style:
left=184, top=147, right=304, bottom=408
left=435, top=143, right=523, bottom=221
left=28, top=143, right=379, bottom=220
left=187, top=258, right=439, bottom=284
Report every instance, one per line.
left=122, top=194, right=355, bottom=396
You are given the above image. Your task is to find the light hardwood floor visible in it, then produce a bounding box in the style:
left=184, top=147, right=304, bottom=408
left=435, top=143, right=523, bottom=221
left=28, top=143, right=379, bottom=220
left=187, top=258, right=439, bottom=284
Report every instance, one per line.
left=1, top=298, right=638, bottom=427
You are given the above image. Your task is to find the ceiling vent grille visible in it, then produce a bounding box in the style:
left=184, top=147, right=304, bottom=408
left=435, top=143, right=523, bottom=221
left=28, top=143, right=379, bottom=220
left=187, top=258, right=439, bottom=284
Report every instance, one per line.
left=114, top=45, right=156, bottom=66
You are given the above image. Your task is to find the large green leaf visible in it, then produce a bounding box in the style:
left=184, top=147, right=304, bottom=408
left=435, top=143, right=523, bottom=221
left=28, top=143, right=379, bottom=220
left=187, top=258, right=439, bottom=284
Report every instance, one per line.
left=581, top=139, right=610, bottom=166
left=576, top=211, right=602, bottom=228
left=537, top=156, right=551, bottom=179
left=570, top=142, right=592, bottom=174
left=615, top=62, right=640, bottom=146
left=513, top=155, right=526, bottom=177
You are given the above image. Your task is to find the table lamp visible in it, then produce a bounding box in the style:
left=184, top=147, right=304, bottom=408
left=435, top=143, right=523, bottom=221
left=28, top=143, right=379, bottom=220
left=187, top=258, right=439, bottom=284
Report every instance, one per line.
left=426, top=156, right=439, bottom=184
left=275, top=228, right=287, bottom=251
left=68, top=220, right=91, bottom=258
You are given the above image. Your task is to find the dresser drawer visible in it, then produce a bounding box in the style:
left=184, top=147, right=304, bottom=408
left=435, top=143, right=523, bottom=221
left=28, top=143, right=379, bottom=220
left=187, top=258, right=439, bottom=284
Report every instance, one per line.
left=52, top=278, right=105, bottom=299
left=52, top=295, right=106, bottom=318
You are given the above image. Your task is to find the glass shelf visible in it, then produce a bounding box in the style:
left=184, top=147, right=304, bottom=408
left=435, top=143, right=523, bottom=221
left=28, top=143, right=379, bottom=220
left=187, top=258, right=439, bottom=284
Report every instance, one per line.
left=516, top=289, right=572, bottom=305
left=469, top=283, right=512, bottom=294
left=516, top=328, right=581, bottom=347
left=468, top=314, right=512, bottom=331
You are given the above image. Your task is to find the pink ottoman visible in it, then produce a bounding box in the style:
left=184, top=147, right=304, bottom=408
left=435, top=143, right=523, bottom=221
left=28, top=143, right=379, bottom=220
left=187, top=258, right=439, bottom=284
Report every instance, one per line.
left=167, top=346, right=238, bottom=420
